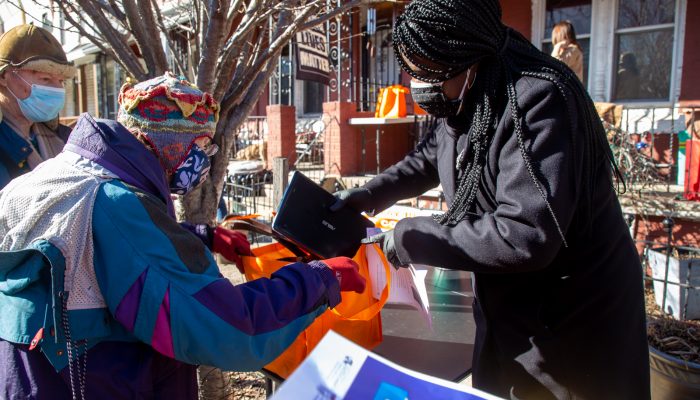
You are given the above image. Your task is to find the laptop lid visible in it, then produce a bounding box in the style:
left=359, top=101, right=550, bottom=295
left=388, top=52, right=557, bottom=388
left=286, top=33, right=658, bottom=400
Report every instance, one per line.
left=272, top=171, right=375, bottom=259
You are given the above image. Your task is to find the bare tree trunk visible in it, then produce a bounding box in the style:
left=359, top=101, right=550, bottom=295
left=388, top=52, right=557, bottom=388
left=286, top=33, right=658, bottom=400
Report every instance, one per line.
left=195, top=0, right=232, bottom=93
left=182, top=54, right=281, bottom=223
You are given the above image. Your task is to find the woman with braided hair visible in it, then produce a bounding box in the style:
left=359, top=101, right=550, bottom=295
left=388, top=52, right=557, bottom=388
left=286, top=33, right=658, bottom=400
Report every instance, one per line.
left=332, top=0, right=649, bottom=398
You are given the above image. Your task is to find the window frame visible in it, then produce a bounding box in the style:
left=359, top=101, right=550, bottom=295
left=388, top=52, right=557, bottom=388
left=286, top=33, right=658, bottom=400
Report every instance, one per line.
left=532, top=0, right=597, bottom=88
left=605, top=0, right=685, bottom=105
left=531, top=0, right=686, bottom=106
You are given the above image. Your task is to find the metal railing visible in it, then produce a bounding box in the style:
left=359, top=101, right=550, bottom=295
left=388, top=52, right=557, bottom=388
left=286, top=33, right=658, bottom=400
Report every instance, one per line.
left=233, top=116, right=268, bottom=157
left=605, top=121, right=673, bottom=189
left=628, top=215, right=700, bottom=321
left=294, top=117, right=326, bottom=170
left=223, top=116, right=275, bottom=230
left=603, top=105, right=699, bottom=195
left=358, top=78, right=398, bottom=113
left=609, top=106, right=700, bottom=321
left=224, top=116, right=329, bottom=238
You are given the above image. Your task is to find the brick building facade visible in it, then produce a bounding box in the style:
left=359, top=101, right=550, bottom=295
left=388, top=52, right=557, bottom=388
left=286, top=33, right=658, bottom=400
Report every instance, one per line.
left=265, top=0, right=699, bottom=176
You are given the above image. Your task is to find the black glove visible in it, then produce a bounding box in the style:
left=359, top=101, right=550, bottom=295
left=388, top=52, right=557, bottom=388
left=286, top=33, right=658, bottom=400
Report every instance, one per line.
left=330, top=187, right=375, bottom=215
left=361, top=230, right=405, bottom=269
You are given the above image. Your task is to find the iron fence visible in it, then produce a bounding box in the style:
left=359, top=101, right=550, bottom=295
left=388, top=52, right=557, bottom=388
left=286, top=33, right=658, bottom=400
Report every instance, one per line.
left=223, top=116, right=329, bottom=244
left=294, top=117, right=326, bottom=171
left=610, top=106, right=700, bottom=321
left=605, top=121, right=673, bottom=189
left=627, top=214, right=700, bottom=322
left=602, top=105, right=699, bottom=194
left=223, top=116, right=275, bottom=237
left=233, top=116, right=268, bottom=157
left=358, top=78, right=397, bottom=113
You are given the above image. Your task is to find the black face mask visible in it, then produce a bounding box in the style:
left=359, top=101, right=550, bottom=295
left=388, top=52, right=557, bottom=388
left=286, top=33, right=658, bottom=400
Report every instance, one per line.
left=409, top=68, right=473, bottom=118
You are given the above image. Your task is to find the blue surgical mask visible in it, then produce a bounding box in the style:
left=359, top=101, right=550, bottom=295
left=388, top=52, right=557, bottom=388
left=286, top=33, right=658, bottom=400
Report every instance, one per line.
left=169, top=144, right=212, bottom=195
left=9, top=71, right=66, bottom=122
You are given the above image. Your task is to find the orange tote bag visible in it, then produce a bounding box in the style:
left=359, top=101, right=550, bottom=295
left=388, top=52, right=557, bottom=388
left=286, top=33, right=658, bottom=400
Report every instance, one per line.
left=241, top=242, right=391, bottom=378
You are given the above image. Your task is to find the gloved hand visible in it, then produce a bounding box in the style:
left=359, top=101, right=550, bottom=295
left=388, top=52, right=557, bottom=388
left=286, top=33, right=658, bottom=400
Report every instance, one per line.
left=321, top=257, right=366, bottom=293
left=180, top=222, right=212, bottom=248
left=330, top=187, right=375, bottom=215
left=361, top=230, right=405, bottom=269
left=212, top=227, right=254, bottom=273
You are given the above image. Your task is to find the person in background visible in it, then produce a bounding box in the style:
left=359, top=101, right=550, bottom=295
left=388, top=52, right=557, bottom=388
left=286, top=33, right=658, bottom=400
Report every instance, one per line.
left=0, top=24, right=75, bottom=189
left=0, top=73, right=365, bottom=399
left=332, top=0, right=649, bottom=398
left=615, top=51, right=641, bottom=100
left=550, top=20, right=584, bottom=82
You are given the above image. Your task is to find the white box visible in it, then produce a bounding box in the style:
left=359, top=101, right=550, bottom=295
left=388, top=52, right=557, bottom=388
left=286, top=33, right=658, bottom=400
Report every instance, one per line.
left=647, top=248, right=700, bottom=320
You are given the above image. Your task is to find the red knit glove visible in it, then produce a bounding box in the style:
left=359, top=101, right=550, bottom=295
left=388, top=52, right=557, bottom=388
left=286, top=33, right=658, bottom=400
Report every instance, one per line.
left=212, top=227, right=253, bottom=273
left=322, top=257, right=366, bottom=294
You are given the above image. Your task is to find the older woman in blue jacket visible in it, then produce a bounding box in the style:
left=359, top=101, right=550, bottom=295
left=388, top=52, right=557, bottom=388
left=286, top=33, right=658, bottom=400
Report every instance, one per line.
left=0, top=73, right=364, bottom=399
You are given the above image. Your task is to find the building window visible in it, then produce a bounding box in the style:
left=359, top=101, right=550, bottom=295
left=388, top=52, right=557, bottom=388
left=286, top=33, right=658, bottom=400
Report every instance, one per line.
left=303, top=80, right=324, bottom=115
left=612, top=0, right=676, bottom=102
left=533, top=0, right=684, bottom=104
left=541, top=0, right=592, bottom=86
left=97, top=59, right=123, bottom=119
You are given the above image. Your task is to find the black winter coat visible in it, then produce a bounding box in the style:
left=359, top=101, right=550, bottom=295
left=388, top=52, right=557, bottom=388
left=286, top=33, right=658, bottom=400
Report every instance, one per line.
left=364, top=76, right=650, bottom=399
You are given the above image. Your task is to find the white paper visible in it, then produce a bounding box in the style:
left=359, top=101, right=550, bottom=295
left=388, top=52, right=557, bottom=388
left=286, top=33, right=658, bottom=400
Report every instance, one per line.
left=365, top=228, right=432, bottom=328
left=271, top=331, right=502, bottom=400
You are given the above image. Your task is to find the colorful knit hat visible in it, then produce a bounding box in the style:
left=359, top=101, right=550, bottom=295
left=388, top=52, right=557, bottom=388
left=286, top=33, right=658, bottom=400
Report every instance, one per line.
left=117, top=72, right=220, bottom=172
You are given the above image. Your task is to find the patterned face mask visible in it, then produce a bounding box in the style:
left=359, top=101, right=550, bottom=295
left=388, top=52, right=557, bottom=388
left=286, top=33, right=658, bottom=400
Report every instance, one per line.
left=169, top=143, right=215, bottom=195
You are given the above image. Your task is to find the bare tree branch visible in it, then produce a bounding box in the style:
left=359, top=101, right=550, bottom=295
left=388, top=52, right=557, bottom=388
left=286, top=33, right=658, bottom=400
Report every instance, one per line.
left=123, top=0, right=159, bottom=75
left=213, top=29, right=255, bottom=100
left=220, top=1, right=318, bottom=113
left=150, top=0, right=189, bottom=78
left=74, top=0, right=148, bottom=80
left=106, top=0, right=127, bottom=22
left=219, top=56, right=275, bottom=144
left=196, top=0, right=209, bottom=82
left=218, top=2, right=274, bottom=65
left=137, top=0, right=169, bottom=75
left=88, top=0, right=127, bottom=22
left=8, top=0, right=84, bottom=35
left=191, top=1, right=200, bottom=78
left=213, top=8, right=275, bottom=98
left=298, top=0, right=362, bottom=32
left=57, top=1, right=147, bottom=80
left=195, top=0, right=232, bottom=93
left=57, top=2, right=108, bottom=45
left=226, top=0, right=246, bottom=21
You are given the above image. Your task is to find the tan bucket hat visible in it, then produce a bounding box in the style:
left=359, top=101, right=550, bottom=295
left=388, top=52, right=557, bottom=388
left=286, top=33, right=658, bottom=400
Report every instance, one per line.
left=0, top=24, right=76, bottom=79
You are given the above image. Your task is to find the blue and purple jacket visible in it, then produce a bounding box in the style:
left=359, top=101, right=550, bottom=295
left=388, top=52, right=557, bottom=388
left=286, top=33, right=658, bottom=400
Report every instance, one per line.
left=0, top=114, right=340, bottom=399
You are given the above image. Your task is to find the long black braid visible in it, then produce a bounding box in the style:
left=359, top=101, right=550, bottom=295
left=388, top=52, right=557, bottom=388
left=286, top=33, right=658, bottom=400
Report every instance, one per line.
left=393, top=0, right=623, bottom=245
